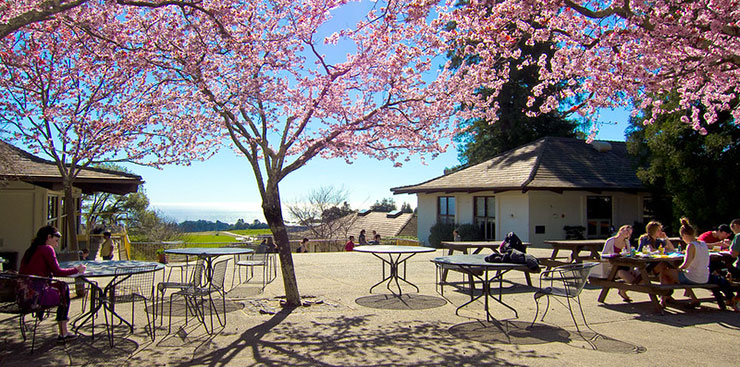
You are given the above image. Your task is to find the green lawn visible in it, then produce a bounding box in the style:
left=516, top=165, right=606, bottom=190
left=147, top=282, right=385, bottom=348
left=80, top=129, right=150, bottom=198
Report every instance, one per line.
left=180, top=229, right=271, bottom=245
left=229, top=229, right=272, bottom=236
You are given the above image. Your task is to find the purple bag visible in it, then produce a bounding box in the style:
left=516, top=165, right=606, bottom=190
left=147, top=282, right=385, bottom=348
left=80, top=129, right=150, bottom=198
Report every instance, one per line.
left=16, top=277, right=61, bottom=311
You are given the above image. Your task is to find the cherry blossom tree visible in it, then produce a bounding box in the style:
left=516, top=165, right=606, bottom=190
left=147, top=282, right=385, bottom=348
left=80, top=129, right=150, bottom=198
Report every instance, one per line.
left=0, top=11, right=216, bottom=248
left=440, top=0, right=740, bottom=132
left=0, top=0, right=218, bottom=40
left=129, top=0, right=462, bottom=305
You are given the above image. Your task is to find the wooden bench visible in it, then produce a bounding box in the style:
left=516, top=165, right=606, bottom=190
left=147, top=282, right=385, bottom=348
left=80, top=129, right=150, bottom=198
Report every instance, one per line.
left=592, top=253, right=739, bottom=312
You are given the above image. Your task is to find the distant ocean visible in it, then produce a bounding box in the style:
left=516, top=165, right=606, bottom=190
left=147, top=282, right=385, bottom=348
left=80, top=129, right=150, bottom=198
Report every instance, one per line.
left=151, top=203, right=266, bottom=224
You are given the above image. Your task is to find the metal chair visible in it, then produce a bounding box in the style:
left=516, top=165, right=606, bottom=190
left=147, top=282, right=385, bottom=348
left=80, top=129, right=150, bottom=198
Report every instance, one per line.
left=105, top=265, right=157, bottom=344
left=157, top=257, right=204, bottom=327
left=530, top=262, right=598, bottom=333
left=0, top=272, right=65, bottom=353
left=170, top=258, right=230, bottom=334
left=232, top=251, right=276, bottom=290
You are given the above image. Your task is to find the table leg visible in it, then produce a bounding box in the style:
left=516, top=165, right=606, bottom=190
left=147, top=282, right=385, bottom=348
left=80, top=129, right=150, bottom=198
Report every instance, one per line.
left=546, top=248, right=560, bottom=270
left=441, top=248, right=458, bottom=282
left=597, top=265, right=620, bottom=303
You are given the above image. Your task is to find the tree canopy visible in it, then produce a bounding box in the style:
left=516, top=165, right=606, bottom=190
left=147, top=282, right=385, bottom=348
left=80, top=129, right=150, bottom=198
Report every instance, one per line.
left=627, top=93, right=740, bottom=231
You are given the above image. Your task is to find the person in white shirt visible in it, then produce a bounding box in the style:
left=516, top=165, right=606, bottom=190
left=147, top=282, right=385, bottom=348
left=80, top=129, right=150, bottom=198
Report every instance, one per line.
left=601, top=225, right=639, bottom=302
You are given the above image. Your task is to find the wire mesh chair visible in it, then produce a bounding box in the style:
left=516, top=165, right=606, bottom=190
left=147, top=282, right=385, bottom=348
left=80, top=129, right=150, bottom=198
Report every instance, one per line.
left=105, top=265, right=157, bottom=344
left=530, top=262, right=599, bottom=333
left=171, top=258, right=230, bottom=334
left=232, top=251, right=276, bottom=290
left=0, top=272, right=65, bottom=353
left=157, top=257, right=204, bottom=327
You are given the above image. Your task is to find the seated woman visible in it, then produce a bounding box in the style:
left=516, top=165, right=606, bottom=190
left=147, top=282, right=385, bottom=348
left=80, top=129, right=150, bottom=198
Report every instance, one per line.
left=661, top=218, right=709, bottom=308
left=638, top=221, right=676, bottom=282
left=19, top=225, right=86, bottom=340
left=637, top=221, right=675, bottom=253
left=601, top=225, right=640, bottom=302
left=369, top=234, right=381, bottom=245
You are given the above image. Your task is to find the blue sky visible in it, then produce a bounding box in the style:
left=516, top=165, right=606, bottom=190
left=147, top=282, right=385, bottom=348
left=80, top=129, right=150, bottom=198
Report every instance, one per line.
left=122, top=107, right=632, bottom=224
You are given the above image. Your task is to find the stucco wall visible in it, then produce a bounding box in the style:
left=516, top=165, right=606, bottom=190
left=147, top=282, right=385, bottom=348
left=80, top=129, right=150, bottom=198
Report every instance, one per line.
left=497, top=192, right=530, bottom=242
left=527, top=190, right=644, bottom=247
left=416, top=193, right=437, bottom=245
left=0, top=181, right=43, bottom=268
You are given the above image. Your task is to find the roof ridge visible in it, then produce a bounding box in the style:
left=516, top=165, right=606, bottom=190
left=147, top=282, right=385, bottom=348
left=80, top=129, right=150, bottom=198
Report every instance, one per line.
left=520, top=137, right=549, bottom=190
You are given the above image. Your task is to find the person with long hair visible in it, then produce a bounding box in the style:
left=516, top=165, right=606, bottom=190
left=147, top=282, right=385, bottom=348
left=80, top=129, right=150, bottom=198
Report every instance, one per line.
left=637, top=221, right=675, bottom=252
left=19, top=225, right=85, bottom=340
left=601, top=225, right=640, bottom=302
left=660, top=218, right=724, bottom=309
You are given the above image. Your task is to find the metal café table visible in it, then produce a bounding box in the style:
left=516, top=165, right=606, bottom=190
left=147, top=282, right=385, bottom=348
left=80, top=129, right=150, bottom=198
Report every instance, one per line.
left=164, top=247, right=254, bottom=285
left=61, top=260, right=164, bottom=345
left=440, top=241, right=533, bottom=286
left=431, top=254, right=529, bottom=322
left=354, top=245, right=435, bottom=295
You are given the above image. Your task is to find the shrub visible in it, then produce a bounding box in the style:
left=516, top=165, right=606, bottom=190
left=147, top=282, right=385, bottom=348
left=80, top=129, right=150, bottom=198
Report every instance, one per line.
left=456, top=223, right=483, bottom=241
left=428, top=222, right=456, bottom=248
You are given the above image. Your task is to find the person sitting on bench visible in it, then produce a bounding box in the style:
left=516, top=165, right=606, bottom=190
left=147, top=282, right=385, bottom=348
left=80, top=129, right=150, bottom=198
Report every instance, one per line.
left=601, top=225, right=640, bottom=302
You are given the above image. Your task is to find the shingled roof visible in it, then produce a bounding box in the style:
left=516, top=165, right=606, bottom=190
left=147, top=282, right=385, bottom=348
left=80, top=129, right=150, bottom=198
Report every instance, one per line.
left=345, top=211, right=415, bottom=238
left=0, top=141, right=143, bottom=195
left=391, top=137, right=644, bottom=194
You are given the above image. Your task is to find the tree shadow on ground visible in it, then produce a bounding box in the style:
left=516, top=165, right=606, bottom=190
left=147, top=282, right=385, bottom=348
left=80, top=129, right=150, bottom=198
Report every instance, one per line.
left=599, top=301, right=740, bottom=330
left=170, top=308, right=557, bottom=367
left=355, top=294, right=446, bottom=310
left=449, top=320, right=646, bottom=354
left=0, top=318, right=141, bottom=367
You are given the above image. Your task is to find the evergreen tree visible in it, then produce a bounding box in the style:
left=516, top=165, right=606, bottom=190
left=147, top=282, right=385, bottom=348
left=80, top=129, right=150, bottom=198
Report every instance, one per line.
left=626, top=92, right=740, bottom=231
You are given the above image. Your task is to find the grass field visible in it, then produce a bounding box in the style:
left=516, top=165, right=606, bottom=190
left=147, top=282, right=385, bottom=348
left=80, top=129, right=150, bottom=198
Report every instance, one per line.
left=181, top=229, right=272, bottom=244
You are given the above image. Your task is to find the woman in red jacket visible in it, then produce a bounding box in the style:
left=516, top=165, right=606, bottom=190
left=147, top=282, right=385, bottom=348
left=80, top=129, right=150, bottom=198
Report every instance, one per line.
left=19, top=225, right=85, bottom=340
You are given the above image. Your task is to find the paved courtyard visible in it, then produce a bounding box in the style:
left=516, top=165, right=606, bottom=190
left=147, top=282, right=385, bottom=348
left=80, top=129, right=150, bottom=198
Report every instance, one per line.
left=1, top=248, right=738, bottom=366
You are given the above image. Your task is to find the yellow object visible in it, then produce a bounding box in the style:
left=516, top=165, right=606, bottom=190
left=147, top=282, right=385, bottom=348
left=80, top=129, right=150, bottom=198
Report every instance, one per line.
left=659, top=245, right=665, bottom=255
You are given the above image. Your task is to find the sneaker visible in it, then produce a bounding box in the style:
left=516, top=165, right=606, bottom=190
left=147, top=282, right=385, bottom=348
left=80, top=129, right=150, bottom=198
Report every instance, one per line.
left=57, top=333, right=77, bottom=342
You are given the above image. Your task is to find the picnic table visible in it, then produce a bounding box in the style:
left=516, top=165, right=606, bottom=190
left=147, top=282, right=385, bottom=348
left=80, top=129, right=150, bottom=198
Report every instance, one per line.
left=541, top=239, right=605, bottom=269
left=589, top=251, right=738, bottom=311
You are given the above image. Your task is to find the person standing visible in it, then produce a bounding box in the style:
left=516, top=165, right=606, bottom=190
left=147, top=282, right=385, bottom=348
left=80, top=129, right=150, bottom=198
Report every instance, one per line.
left=297, top=238, right=309, bottom=253
left=19, top=225, right=86, bottom=340
left=100, top=231, right=114, bottom=260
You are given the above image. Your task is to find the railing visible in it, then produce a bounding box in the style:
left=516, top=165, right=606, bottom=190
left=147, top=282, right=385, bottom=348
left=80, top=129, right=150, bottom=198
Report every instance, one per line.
left=127, top=237, right=421, bottom=261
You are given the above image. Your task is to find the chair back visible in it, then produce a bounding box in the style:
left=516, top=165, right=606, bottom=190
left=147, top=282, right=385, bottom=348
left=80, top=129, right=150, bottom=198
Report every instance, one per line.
left=552, top=262, right=598, bottom=298
left=113, top=265, right=157, bottom=302
left=190, top=258, right=205, bottom=287
left=210, top=259, right=230, bottom=291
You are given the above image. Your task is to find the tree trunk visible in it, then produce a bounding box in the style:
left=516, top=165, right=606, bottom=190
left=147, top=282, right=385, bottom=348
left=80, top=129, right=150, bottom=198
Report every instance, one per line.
left=262, top=184, right=301, bottom=306
left=63, top=182, right=79, bottom=251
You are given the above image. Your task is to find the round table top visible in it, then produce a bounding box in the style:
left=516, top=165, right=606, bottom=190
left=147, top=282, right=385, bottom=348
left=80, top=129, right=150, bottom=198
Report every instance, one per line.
left=354, top=245, right=436, bottom=254
left=431, top=254, right=528, bottom=269
left=164, top=247, right=254, bottom=257
left=60, top=260, right=165, bottom=277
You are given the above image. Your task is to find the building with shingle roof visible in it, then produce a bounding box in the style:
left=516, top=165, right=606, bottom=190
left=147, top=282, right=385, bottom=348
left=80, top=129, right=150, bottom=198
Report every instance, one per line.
left=0, top=141, right=143, bottom=269
left=391, top=137, right=648, bottom=247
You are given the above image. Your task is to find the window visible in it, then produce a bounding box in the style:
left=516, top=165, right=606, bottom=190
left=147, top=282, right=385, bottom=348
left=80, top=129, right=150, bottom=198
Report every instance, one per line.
left=47, top=195, right=59, bottom=228
left=642, top=196, right=654, bottom=223
left=437, top=196, right=455, bottom=224
left=474, top=196, right=496, bottom=240
left=586, top=196, right=612, bottom=238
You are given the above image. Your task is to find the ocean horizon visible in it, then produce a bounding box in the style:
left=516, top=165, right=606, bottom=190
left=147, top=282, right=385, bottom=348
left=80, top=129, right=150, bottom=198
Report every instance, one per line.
left=151, top=202, right=266, bottom=224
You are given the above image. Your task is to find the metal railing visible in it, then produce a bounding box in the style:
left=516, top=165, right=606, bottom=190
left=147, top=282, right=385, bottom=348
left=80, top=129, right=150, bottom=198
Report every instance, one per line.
left=127, top=237, right=421, bottom=261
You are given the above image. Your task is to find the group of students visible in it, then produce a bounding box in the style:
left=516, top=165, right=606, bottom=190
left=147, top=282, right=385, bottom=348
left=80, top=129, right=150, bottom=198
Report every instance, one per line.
left=602, top=218, right=740, bottom=311
left=344, top=229, right=382, bottom=251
